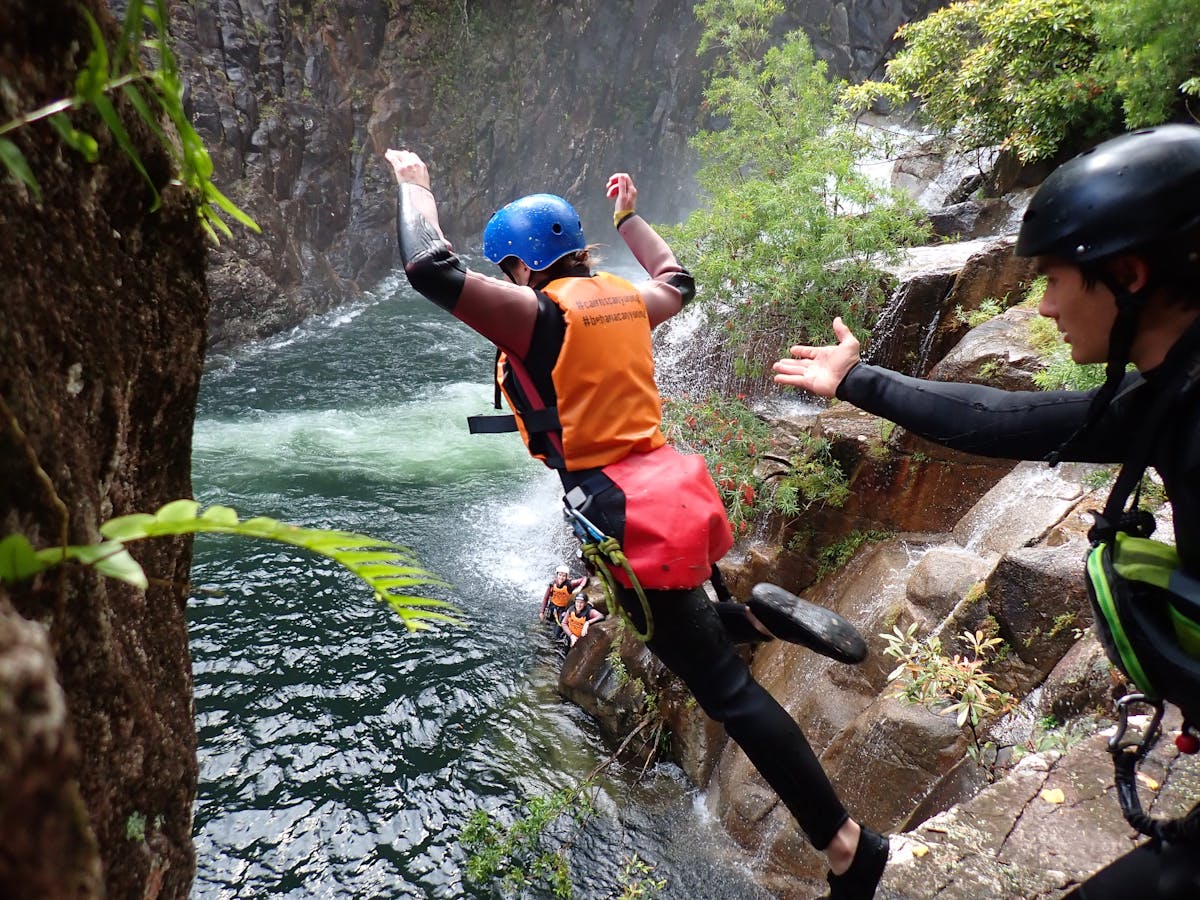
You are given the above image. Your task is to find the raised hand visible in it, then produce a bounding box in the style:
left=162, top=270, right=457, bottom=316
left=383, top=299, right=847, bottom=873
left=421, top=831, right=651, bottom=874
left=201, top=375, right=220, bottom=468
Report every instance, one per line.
left=385, top=148, right=431, bottom=190
left=772, top=316, right=862, bottom=398
left=606, top=172, right=637, bottom=219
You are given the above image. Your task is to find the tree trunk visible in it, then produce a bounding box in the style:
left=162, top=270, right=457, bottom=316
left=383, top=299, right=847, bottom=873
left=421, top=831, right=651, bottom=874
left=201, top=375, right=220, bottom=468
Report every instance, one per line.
left=0, top=1, right=208, bottom=896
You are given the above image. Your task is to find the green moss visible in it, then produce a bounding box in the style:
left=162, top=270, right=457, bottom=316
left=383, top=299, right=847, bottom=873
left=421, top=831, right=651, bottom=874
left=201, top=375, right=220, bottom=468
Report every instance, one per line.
left=816, top=529, right=894, bottom=580
left=125, top=811, right=147, bottom=842
left=1048, top=612, right=1078, bottom=641
left=964, top=582, right=988, bottom=606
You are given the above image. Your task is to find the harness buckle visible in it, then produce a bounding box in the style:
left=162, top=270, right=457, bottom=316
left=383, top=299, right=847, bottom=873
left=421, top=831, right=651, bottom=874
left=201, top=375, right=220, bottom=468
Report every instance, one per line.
left=562, top=502, right=607, bottom=544
left=561, top=498, right=655, bottom=643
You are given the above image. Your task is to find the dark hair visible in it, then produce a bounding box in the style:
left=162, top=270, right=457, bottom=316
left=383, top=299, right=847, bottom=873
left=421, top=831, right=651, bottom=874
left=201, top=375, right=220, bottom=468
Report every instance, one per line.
left=543, top=249, right=590, bottom=278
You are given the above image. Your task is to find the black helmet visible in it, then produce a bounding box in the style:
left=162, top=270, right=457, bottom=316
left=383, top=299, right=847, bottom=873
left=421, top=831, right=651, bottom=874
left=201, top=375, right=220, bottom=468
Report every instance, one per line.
left=1022, top=126, right=1200, bottom=464
left=1016, top=124, right=1200, bottom=263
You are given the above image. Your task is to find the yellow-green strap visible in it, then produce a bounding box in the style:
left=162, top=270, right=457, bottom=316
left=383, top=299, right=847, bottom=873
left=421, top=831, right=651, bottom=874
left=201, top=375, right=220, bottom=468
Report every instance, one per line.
left=1113, top=533, right=1200, bottom=656
left=1113, top=532, right=1180, bottom=590
left=1088, top=542, right=1155, bottom=694
left=580, top=537, right=654, bottom=642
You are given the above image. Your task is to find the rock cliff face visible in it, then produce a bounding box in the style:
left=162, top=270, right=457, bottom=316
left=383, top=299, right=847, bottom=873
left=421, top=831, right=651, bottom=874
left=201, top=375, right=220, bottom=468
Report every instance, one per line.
left=170, top=0, right=947, bottom=349
left=0, top=1, right=208, bottom=897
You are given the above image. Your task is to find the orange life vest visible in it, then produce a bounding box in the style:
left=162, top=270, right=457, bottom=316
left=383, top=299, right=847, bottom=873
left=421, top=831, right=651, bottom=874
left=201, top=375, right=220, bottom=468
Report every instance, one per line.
left=549, top=583, right=573, bottom=608
left=498, top=272, right=666, bottom=471
left=565, top=606, right=592, bottom=637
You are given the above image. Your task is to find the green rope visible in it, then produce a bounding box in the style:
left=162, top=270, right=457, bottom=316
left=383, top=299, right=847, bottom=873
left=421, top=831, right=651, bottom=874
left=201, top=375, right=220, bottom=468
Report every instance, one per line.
left=580, top=536, right=654, bottom=642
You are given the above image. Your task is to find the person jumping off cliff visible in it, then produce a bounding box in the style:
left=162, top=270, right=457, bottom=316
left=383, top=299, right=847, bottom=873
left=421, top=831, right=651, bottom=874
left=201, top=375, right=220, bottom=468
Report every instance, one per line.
left=386, top=148, right=884, bottom=899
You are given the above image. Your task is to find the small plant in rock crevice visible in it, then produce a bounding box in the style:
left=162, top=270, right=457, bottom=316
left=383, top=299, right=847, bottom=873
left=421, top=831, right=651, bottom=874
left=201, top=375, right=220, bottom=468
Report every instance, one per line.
left=1011, top=714, right=1097, bottom=762
left=816, top=530, right=894, bottom=581
left=881, top=623, right=1018, bottom=761
left=953, top=297, right=1005, bottom=329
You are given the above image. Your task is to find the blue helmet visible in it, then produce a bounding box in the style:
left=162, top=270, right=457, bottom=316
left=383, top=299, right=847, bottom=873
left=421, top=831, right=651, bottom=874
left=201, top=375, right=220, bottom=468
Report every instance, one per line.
left=482, top=193, right=586, bottom=271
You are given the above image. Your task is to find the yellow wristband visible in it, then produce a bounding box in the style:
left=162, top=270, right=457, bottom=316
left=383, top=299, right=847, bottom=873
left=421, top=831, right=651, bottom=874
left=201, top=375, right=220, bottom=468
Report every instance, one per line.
left=614, top=209, right=636, bottom=229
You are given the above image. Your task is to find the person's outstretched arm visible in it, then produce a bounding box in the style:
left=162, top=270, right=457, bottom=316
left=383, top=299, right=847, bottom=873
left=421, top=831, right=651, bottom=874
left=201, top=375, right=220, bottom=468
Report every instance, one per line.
left=606, top=172, right=695, bottom=327
left=774, top=317, right=1135, bottom=462
left=386, top=148, right=538, bottom=356
left=772, top=316, right=863, bottom=398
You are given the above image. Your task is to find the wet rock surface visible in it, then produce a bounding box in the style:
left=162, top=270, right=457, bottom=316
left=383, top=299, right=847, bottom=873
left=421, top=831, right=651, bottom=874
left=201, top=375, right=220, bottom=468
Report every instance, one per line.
left=883, top=715, right=1199, bottom=899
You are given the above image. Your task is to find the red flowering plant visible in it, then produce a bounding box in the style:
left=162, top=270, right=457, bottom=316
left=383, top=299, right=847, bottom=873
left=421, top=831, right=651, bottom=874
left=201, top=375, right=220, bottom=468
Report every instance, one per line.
left=662, top=393, right=849, bottom=535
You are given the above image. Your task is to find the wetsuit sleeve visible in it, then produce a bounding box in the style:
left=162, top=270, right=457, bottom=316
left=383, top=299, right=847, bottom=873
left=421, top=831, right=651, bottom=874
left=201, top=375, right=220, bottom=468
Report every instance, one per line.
left=617, top=214, right=695, bottom=327
left=395, top=184, right=539, bottom=356
left=396, top=184, right=466, bottom=312
left=836, top=363, right=1140, bottom=463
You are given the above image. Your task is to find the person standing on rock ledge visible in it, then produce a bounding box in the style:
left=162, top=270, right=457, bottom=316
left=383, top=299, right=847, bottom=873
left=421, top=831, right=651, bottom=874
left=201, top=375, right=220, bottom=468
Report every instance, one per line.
left=775, top=124, right=1200, bottom=898
left=385, top=146, right=887, bottom=899
left=563, top=592, right=604, bottom=648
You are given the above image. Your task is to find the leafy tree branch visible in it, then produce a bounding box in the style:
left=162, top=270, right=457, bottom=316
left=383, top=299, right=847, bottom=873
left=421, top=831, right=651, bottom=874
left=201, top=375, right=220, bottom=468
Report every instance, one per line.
left=0, top=498, right=455, bottom=631
left=844, top=0, right=1200, bottom=163
left=664, top=0, right=927, bottom=380
left=0, top=0, right=258, bottom=241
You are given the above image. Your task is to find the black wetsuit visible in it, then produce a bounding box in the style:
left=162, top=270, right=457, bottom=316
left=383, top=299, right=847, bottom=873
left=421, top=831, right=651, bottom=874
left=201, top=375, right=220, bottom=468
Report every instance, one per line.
left=839, top=361, right=1200, bottom=897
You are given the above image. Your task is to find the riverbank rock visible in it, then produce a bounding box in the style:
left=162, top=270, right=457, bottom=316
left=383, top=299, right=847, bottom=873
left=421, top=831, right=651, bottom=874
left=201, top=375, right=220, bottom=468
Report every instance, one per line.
left=867, top=237, right=1036, bottom=378
left=882, top=711, right=1200, bottom=899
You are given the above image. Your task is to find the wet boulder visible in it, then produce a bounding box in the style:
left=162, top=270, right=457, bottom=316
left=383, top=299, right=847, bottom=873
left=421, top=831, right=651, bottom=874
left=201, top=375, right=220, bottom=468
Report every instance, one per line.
left=881, top=717, right=1198, bottom=898
left=927, top=198, right=1012, bottom=241
left=928, top=304, right=1045, bottom=391
left=985, top=540, right=1093, bottom=691
left=557, top=618, right=650, bottom=744
left=1037, top=635, right=1121, bottom=722
left=905, top=546, right=995, bottom=624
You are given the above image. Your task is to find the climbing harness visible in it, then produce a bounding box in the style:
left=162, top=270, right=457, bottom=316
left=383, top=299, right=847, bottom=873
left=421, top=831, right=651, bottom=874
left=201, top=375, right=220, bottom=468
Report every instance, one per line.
left=1082, top=318, right=1200, bottom=720
left=562, top=501, right=654, bottom=642
left=1073, top=318, right=1200, bottom=846
left=1107, top=694, right=1200, bottom=844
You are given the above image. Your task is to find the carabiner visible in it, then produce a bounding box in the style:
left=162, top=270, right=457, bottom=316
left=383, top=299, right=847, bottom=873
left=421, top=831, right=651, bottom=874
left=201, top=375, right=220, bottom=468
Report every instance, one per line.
left=1108, top=692, right=1164, bottom=761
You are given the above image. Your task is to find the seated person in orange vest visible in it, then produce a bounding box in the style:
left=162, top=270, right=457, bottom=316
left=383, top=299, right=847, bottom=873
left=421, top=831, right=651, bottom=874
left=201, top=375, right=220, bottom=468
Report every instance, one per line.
left=540, top=564, right=588, bottom=630
left=563, top=593, right=605, bottom=647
